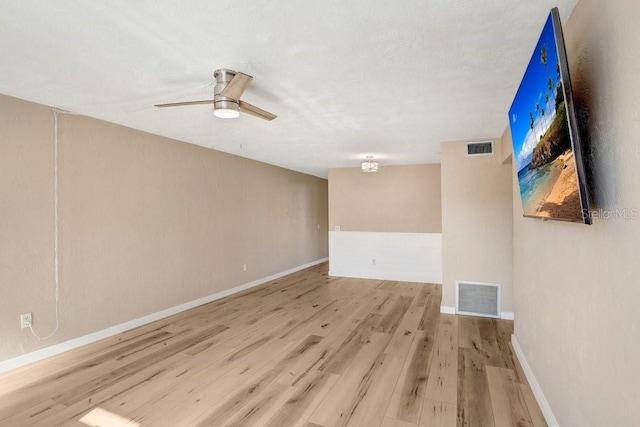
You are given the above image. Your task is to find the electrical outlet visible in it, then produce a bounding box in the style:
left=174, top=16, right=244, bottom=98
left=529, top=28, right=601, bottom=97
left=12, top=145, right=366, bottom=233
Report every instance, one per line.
left=20, top=312, right=32, bottom=329
left=242, top=263, right=248, bottom=272
left=372, top=259, right=376, bottom=265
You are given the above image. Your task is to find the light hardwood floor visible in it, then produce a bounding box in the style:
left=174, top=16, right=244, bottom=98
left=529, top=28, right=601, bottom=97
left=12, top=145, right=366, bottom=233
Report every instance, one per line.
left=0, top=263, right=546, bottom=426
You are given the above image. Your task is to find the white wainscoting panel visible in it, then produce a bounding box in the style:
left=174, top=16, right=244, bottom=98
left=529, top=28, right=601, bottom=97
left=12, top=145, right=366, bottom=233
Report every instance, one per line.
left=329, top=231, right=442, bottom=283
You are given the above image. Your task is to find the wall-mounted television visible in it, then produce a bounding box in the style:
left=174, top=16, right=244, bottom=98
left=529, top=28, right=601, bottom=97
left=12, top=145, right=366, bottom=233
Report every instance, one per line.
left=508, top=7, right=591, bottom=224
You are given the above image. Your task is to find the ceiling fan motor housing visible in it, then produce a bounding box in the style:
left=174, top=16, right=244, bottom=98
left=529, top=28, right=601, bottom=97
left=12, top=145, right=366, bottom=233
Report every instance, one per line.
left=213, top=69, right=240, bottom=114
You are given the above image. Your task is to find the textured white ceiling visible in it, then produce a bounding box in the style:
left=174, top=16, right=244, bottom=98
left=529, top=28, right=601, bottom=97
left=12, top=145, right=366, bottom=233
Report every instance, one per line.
left=0, top=1, right=578, bottom=178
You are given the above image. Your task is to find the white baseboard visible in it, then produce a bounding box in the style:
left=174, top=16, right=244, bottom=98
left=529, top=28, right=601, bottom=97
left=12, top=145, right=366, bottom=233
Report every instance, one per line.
left=440, top=305, right=456, bottom=314
left=501, top=311, right=514, bottom=320
left=511, top=334, right=559, bottom=427
left=0, top=257, right=328, bottom=375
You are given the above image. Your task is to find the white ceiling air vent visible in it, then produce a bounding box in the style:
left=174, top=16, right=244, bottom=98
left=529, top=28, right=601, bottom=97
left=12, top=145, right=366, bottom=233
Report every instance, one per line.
left=466, top=140, right=494, bottom=156
left=456, top=281, right=500, bottom=318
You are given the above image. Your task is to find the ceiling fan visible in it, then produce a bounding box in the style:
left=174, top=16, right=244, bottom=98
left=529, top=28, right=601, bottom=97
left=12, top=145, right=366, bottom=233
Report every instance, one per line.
left=154, top=68, right=276, bottom=121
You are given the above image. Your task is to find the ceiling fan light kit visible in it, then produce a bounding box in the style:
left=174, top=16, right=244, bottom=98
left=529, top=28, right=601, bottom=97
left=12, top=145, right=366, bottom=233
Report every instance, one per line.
left=155, top=68, right=276, bottom=121
left=213, top=100, right=240, bottom=119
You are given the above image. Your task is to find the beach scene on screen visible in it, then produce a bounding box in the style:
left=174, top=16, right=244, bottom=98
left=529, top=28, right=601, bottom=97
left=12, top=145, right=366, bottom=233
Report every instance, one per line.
left=509, top=13, right=583, bottom=222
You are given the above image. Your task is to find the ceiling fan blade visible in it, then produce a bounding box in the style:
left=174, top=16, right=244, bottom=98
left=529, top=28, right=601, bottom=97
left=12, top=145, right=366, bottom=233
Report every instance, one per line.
left=239, top=101, right=277, bottom=121
left=220, top=72, right=253, bottom=100
left=154, top=99, right=215, bottom=108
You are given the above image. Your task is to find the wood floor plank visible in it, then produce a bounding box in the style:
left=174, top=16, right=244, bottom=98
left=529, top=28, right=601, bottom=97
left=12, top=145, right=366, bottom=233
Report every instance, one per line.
left=222, top=297, right=332, bottom=349
left=384, top=330, right=432, bottom=424
left=381, top=417, right=419, bottom=427
left=384, top=304, right=423, bottom=358
left=414, top=283, right=439, bottom=307
left=457, top=347, right=495, bottom=427
left=419, top=399, right=456, bottom=427
left=375, top=295, right=413, bottom=335
left=267, top=371, right=340, bottom=427
left=308, top=332, right=391, bottom=426
left=276, top=299, right=379, bottom=389
left=385, top=294, right=440, bottom=424
left=0, top=329, right=181, bottom=419
left=51, top=324, right=229, bottom=407
left=304, top=297, right=363, bottom=338
left=475, top=318, right=528, bottom=384
left=477, top=318, right=509, bottom=367
left=25, top=343, right=240, bottom=425
left=0, top=399, right=67, bottom=426
left=192, top=335, right=324, bottom=425
left=134, top=340, right=300, bottom=426
left=102, top=335, right=298, bottom=426
left=93, top=346, right=238, bottom=419
left=372, top=291, right=394, bottom=314
left=278, top=299, right=340, bottom=341
left=378, top=280, right=400, bottom=291
left=485, top=366, right=532, bottom=427
left=336, top=353, right=406, bottom=426
left=221, top=381, right=298, bottom=426
left=519, top=383, right=547, bottom=427
left=458, top=315, right=481, bottom=349
left=315, top=312, right=383, bottom=375
left=417, top=293, right=440, bottom=332
left=425, top=314, right=458, bottom=404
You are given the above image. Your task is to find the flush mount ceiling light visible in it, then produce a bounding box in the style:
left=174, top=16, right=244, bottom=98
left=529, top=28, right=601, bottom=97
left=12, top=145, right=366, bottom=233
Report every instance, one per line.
left=361, top=156, right=379, bottom=173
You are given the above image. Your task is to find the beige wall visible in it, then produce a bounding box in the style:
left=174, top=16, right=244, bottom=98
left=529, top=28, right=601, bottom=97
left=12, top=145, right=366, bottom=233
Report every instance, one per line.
left=512, top=1, right=640, bottom=425
left=500, top=127, right=513, bottom=164
left=441, top=140, right=513, bottom=312
left=328, top=164, right=441, bottom=233
left=0, top=93, right=328, bottom=363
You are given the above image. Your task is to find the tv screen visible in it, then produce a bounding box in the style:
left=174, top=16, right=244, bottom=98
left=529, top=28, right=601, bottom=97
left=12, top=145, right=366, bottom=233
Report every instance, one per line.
left=508, top=8, right=591, bottom=224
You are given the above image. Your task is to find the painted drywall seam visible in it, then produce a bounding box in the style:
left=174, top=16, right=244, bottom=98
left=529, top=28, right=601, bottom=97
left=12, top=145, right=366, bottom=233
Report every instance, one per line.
left=511, top=334, right=559, bottom=427
left=0, top=257, right=328, bottom=374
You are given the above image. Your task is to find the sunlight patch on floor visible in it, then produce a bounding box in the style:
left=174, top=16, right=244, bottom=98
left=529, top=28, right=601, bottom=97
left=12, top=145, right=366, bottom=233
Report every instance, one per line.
left=79, top=407, right=140, bottom=427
